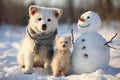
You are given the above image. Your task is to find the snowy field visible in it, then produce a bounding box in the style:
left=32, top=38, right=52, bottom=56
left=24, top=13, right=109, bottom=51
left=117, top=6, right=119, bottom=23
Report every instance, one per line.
left=0, top=23, right=120, bottom=80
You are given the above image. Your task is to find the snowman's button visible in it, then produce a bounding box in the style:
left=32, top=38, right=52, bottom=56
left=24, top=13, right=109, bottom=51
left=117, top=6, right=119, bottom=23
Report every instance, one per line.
left=83, top=53, right=88, bottom=58
left=82, top=46, right=86, bottom=49
left=82, top=39, right=85, bottom=42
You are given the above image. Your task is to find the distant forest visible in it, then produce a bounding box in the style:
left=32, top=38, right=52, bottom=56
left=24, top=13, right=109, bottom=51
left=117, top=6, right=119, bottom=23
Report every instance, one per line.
left=0, top=0, right=120, bottom=26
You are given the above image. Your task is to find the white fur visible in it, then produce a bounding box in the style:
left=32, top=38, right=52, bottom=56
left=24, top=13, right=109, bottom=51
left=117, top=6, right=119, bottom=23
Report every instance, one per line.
left=29, top=6, right=62, bottom=34
left=17, top=5, right=62, bottom=74
left=51, top=36, right=71, bottom=76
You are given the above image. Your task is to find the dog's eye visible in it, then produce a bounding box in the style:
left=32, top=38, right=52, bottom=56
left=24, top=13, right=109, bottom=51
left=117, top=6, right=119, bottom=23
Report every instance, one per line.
left=38, top=18, right=42, bottom=21
left=65, top=42, right=67, bottom=44
left=60, top=42, right=62, bottom=44
left=87, top=16, right=90, bottom=19
left=47, top=18, right=51, bottom=22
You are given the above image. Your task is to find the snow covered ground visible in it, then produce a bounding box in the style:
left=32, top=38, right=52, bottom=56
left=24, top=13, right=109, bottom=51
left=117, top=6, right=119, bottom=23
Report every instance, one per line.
left=0, top=23, right=120, bottom=80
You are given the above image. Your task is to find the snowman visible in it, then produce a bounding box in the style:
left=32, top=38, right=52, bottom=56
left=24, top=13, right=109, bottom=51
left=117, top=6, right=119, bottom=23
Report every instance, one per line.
left=72, top=11, right=110, bottom=74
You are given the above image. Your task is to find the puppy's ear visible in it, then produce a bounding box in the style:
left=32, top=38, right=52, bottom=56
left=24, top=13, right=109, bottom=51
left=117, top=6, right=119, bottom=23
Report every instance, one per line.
left=53, top=8, right=63, bottom=19
left=29, top=5, right=39, bottom=17
left=55, top=35, right=61, bottom=40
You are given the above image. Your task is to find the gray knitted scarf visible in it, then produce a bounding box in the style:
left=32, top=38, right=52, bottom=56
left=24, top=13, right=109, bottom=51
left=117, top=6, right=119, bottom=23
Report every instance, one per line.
left=26, top=27, right=57, bottom=55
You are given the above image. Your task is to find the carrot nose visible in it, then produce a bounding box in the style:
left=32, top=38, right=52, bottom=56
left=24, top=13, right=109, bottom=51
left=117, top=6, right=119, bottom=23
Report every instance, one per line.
left=79, top=18, right=85, bottom=22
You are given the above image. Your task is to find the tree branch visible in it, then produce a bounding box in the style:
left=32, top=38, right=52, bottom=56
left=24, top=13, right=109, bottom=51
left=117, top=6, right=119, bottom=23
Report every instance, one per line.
left=71, top=28, right=74, bottom=44
left=104, top=33, right=118, bottom=49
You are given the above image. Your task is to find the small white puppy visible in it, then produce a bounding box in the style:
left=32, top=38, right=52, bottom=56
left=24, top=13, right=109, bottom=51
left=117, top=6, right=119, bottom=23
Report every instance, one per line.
left=17, top=5, right=62, bottom=74
left=51, top=35, right=72, bottom=77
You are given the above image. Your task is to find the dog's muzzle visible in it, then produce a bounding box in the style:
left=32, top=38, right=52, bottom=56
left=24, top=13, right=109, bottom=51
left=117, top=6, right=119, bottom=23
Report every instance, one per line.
left=62, top=44, right=66, bottom=48
left=42, top=24, right=47, bottom=31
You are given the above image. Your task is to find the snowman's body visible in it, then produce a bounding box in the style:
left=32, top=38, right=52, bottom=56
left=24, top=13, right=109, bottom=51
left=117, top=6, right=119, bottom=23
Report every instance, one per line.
left=72, top=11, right=110, bottom=74
left=73, top=32, right=110, bottom=74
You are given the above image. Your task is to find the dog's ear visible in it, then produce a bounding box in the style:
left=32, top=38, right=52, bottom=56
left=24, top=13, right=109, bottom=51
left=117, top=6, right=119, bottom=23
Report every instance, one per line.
left=29, top=5, right=39, bottom=17
left=53, top=8, right=63, bottom=19
left=55, top=35, right=61, bottom=40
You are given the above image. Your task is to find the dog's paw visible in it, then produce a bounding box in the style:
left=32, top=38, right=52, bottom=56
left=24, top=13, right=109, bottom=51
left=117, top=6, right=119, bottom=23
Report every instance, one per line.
left=53, top=73, right=60, bottom=77
left=23, top=68, right=33, bottom=74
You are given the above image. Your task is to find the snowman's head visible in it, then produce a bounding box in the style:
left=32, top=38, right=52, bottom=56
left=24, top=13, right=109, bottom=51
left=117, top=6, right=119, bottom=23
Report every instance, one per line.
left=78, top=11, right=101, bottom=33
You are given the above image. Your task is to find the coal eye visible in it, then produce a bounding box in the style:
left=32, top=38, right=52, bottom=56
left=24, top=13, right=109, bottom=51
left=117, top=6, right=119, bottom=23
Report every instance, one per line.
left=38, top=18, right=42, bottom=21
left=48, top=18, right=51, bottom=22
left=65, top=42, right=67, bottom=44
left=87, top=16, right=90, bottom=19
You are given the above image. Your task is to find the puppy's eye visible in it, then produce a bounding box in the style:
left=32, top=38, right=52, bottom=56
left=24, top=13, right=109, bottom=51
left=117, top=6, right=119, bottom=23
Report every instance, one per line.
left=48, top=18, right=51, bottom=22
left=87, top=16, right=90, bottom=19
left=38, top=18, right=42, bottom=21
left=60, top=42, right=62, bottom=44
left=65, top=42, right=67, bottom=44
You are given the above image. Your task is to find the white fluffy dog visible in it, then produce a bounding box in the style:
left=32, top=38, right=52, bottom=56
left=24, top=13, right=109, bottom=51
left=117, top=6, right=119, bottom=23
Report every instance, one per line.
left=51, top=36, right=72, bottom=77
left=17, top=5, right=62, bottom=74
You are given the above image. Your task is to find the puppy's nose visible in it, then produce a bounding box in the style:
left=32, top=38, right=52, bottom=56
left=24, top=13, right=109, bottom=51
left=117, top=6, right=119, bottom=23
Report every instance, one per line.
left=63, top=44, right=65, bottom=47
left=42, top=24, right=47, bottom=30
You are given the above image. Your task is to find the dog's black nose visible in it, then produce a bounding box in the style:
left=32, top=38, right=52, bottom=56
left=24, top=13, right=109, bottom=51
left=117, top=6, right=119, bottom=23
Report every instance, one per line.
left=42, top=24, right=47, bottom=30
left=63, top=44, right=65, bottom=47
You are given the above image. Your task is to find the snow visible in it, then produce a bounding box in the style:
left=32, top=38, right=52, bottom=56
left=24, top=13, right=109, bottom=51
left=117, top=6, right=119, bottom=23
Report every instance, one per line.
left=0, top=23, right=120, bottom=80
left=77, top=11, right=101, bottom=34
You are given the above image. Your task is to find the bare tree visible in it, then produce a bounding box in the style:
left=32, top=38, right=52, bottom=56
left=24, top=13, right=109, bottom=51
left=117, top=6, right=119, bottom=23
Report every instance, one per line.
left=0, top=0, right=4, bottom=25
left=104, top=0, right=114, bottom=21
left=66, top=0, right=74, bottom=24
left=96, top=0, right=105, bottom=20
